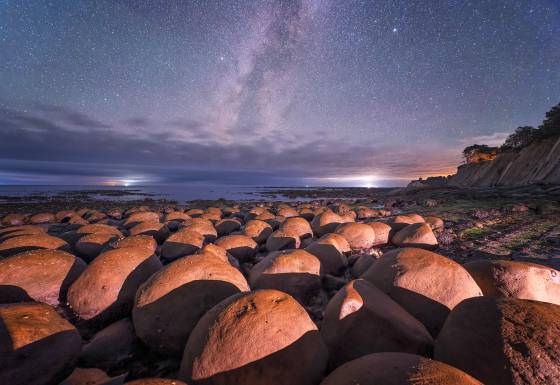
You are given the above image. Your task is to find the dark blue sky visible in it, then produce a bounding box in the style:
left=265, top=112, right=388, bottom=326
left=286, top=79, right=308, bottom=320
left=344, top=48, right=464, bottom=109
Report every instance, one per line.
left=1, top=0, right=559, bottom=186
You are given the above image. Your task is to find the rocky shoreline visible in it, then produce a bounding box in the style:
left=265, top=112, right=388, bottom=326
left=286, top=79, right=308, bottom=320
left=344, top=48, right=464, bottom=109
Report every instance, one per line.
left=0, top=186, right=559, bottom=384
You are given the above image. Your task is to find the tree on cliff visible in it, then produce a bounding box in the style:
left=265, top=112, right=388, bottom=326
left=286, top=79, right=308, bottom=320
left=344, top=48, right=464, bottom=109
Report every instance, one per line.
left=538, top=102, right=560, bottom=139
left=462, top=144, right=497, bottom=163
left=500, top=126, right=538, bottom=151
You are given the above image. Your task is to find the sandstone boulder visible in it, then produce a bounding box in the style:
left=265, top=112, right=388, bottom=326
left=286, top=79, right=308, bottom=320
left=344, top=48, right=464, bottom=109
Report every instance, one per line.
left=112, top=235, right=157, bottom=253
left=29, top=212, right=55, bottom=224
left=179, top=290, right=327, bottom=385
left=0, top=302, right=81, bottom=385
left=305, top=233, right=350, bottom=275
left=133, top=254, right=249, bottom=355
left=435, top=297, right=560, bottom=385
left=215, top=218, right=242, bottom=236
left=250, top=250, right=321, bottom=303
left=123, top=212, right=160, bottom=229
left=129, top=221, right=170, bottom=243
left=242, top=220, right=273, bottom=243
left=76, top=233, right=120, bottom=261
left=392, top=223, right=438, bottom=250
left=0, top=234, right=69, bottom=257
left=364, top=221, right=392, bottom=246
left=311, top=211, right=343, bottom=237
left=280, top=217, right=313, bottom=239
left=334, top=223, right=376, bottom=250
left=0, top=249, right=86, bottom=306
left=320, top=352, right=482, bottom=385
left=161, top=230, right=204, bottom=261
left=387, top=214, right=425, bottom=231
left=214, top=235, right=258, bottom=261
left=67, top=247, right=162, bottom=324
left=362, top=248, right=482, bottom=336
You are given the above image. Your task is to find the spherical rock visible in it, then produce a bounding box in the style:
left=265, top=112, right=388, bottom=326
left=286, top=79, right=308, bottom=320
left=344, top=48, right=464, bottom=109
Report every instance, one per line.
left=76, top=233, right=120, bottom=261
left=311, top=211, right=343, bottom=237
left=364, top=221, right=392, bottom=246
left=123, top=212, right=160, bottom=229
left=242, top=220, right=273, bottom=243
left=1, top=213, right=28, bottom=226
left=215, top=218, right=242, bottom=236
left=387, top=214, right=425, bottom=231
left=161, top=229, right=204, bottom=261
left=214, top=235, right=257, bottom=261
left=351, top=255, right=376, bottom=278
left=79, top=317, right=140, bottom=371
left=179, top=289, right=328, bottom=385
left=334, top=223, right=376, bottom=250
left=435, top=297, right=560, bottom=385
left=133, top=254, right=249, bottom=355
left=321, top=279, right=433, bottom=368
left=186, top=208, right=204, bottom=217
left=0, top=249, right=86, bottom=306
left=250, top=250, right=321, bottom=303
left=265, top=229, right=301, bottom=251
left=362, top=248, right=482, bottom=336
left=76, top=224, right=123, bottom=238
left=181, top=220, right=217, bottom=242
left=67, top=247, right=162, bottom=324
left=305, top=233, right=350, bottom=275
left=280, top=217, right=313, bottom=239
left=320, top=352, right=482, bottom=385
left=0, top=225, right=46, bottom=241
left=112, top=235, right=157, bottom=253
left=125, top=379, right=188, bottom=385
left=464, top=259, right=560, bottom=305
left=0, top=302, right=82, bottom=385
left=29, top=212, right=55, bottom=224
left=129, top=221, right=170, bottom=243
left=392, top=223, right=438, bottom=250
left=277, top=206, right=298, bottom=218
left=0, top=233, right=69, bottom=257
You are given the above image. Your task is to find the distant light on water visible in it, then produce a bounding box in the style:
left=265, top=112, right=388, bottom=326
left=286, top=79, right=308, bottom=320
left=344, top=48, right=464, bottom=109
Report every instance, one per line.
left=102, top=177, right=148, bottom=187
left=304, top=174, right=379, bottom=187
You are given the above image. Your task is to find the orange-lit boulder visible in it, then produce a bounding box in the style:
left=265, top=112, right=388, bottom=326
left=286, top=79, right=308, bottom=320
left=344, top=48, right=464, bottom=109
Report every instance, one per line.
left=242, top=220, right=273, bottom=243
left=76, top=224, right=123, bottom=238
left=435, top=297, right=560, bottom=385
left=280, top=217, right=313, bottom=239
left=277, top=206, right=298, bottom=218
left=265, top=229, right=301, bottom=251
left=0, top=225, right=45, bottom=241
left=364, top=221, right=391, bottom=246
left=305, top=233, right=350, bottom=275
left=387, top=214, right=425, bottom=231
left=164, top=211, right=191, bottom=224
left=196, top=243, right=230, bottom=264
left=29, top=212, right=55, bottom=224
left=362, top=248, right=482, bottom=336
left=133, top=254, right=249, bottom=355
left=0, top=249, right=86, bottom=306
left=334, top=223, right=376, bottom=250
left=60, top=367, right=126, bottom=385
left=179, top=290, right=327, bottom=385
left=391, top=223, right=438, bottom=250
left=181, top=220, right=217, bottom=242
left=161, top=229, right=204, bottom=261
left=76, top=233, right=120, bottom=261
left=464, top=260, right=560, bottom=304
left=129, top=221, right=170, bottom=243
left=0, top=302, right=81, bottom=385
left=0, top=233, right=69, bottom=257
left=1, top=213, right=28, bottom=226
left=186, top=208, right=204, bottom=217
left=67, top=247, right=162, bottom=324
left=125, top=379, right=187, bottom=385
left=123, top=212, right=160, bottom=228
left=55, top=210, right=77, bottom=223
left=214, top=235, right=257, bottom=261
left=112, top=235, right=157, bottom=253
left=351, top=255, right=376, bottom=278
left=311, top=211, right=343, bottom=237
left=320, top=352, right=482, bottom=385
left=215, top=218, right=242, bottom=236
left=79, top=317, right=140, bottom=370
left=250, top=250, right=321, bottom=303
left=321, top=280, right=433, bottom=368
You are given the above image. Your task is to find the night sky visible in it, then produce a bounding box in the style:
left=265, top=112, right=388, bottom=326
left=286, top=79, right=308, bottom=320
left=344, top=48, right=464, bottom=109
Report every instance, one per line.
left=1, top=1, right=559, bottom=187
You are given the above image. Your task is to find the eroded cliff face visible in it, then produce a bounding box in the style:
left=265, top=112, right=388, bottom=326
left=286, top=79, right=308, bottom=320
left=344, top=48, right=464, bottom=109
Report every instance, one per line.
left=449, top=136, right=560, bottom=187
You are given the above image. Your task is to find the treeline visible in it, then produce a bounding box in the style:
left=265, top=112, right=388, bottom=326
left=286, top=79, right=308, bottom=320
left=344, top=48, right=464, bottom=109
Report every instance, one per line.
left=463, top=102, right=560, bottom=160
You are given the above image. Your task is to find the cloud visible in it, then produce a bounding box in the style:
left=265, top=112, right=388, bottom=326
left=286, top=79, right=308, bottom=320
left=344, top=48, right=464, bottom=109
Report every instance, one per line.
left=0, top=104, right=461, bottom=185
left=458, top=132, right=510, bottom=148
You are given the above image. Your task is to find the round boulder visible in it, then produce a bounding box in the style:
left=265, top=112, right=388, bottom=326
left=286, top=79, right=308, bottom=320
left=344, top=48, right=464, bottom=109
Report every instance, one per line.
left=311, top=211, right=343, bottom=237
left=0, top=234, right=69, bottom=257
left=305, top=233, right=350, bottom=275
left=280, top=217, right=313, bottom=239
left=362, top=248, right=482, bottom=336
left=179, top=289, right=328, bottom=385
left=161, top=229, right=204, bottom=261
left=215, top=218, right=242, bottom=236
left=334, top=223, right=376, bottom=250
left=320, top=352, right=482, bottom=385
left=75, top=233, right=120, bottom=261
left=364, top=221, right=392, bottom=246
left=391, top=223, right=438, bottom=250
left=112, top=235, right=157, bottom=253
left=29, top=212, right=55, bottom=224
left=67, top=247, right=162, bottom=324
left=464, top=260, right=560, bottom=304
left=242, top=220, right=273, bottom=243
left=133, top=254, right=249, bottom=355
left=387, top=214, right=425, bottom=231
left=0, top=302, right=82, bottom=385
left=435, top=297, right=560, bottom=385
left=0, top=249, right=86, bottom=306
left=214, top=235, right=258, bottom=262
left=250, top=250, right=321, bottom=303
left=265, top=229, right=301, bottom=251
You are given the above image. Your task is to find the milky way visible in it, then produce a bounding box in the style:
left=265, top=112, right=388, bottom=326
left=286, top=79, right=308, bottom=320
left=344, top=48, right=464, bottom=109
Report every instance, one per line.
left=1, top=0, right=559, bottom=186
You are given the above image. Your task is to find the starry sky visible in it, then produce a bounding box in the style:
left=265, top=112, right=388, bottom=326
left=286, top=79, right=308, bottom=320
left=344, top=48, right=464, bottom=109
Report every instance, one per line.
left=1, top=0, right=559, bottom=187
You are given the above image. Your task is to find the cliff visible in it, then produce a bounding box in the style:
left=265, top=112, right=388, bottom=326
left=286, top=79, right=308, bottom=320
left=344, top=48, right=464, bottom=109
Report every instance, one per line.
left=448, top=136, right=560, bottom=187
